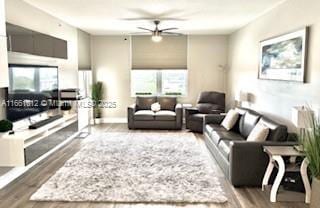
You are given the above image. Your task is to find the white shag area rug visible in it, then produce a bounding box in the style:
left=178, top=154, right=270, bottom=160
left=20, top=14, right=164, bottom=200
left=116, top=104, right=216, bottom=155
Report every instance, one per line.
left=30, top=132, right=227, bottom=203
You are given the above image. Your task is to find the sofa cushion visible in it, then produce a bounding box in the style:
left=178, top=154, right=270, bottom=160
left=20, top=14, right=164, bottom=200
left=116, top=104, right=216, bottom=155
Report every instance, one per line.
left=210, top=129, right=245, bottom=145
left=134, top=110, right=155, bottom=121
left=259, top=117, right=288, bottom=142
left=239, top=110, right=261, bottom=138
left=218, top=140, right=231, bottom=160
left=155, top=110, right=176, bottom=121
left=136, top=97, right=157, bottom=110
left=196, top=103, right=222, bottom=114
left=247, top=121, right=269, bottom=142
left=221, top=109, right=239, bottom=130
left=158, top=97, right=177, bottom=111
left=204, top=124, right=226, bottom=135
left=188, top=113, right=206, bottom=122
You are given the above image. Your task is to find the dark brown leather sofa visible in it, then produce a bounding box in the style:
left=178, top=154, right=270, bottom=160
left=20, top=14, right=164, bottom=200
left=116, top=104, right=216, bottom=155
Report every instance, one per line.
left=128, top=96, right=182, bottom=130
left=203, top=107, right=296, bottom=187
left=186, top=91, right=225, bottom=133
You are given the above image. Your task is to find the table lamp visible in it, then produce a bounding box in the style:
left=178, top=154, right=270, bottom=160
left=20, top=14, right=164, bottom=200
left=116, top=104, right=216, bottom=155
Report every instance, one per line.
left=292, top=106, right=313, bottom=151
left=235, top=91, right=248, bottom=107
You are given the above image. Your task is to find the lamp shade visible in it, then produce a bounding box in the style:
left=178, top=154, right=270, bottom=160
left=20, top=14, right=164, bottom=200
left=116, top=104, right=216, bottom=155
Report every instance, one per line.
left=292, top=106, right=313, bottom=128
left=235, top=91, right=249, bottom=102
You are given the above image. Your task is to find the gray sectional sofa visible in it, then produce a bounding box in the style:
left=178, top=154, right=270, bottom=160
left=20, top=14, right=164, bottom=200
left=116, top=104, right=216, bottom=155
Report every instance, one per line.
left=128, top=96, right=182, bottom=130
left=203, top=107, right=295, bottom=187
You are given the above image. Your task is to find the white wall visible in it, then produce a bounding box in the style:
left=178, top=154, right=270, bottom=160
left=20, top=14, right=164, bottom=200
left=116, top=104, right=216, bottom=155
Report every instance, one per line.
left=0, top=0, right=8, bottom=88
left=181, top=35, right=228, bottom=104
left=227, top=0, right=320, bottom=131
left=91, top=36, right=132, bottom=119
left=0, top=0, right=5, bottom=36
left=91, top=35, right=228, bottom=119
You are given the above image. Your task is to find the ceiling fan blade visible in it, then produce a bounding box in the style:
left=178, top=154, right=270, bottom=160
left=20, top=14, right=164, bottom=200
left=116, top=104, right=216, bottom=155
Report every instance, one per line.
left=160, top=27, right=178, bottom=32
left=162, top=32, right=183, bottom=36
left=137, top=27, right=154, bottom=32
left=130, top=32, right=150, bottom=35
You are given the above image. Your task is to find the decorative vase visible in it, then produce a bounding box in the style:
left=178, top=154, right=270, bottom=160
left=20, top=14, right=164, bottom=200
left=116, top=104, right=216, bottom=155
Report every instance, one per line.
left=311, top=177, right=320, bottom=208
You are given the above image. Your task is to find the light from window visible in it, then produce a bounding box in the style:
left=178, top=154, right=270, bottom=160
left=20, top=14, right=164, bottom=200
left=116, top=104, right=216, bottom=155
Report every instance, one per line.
left=131, top=70, right=187, bottom=96
left=131, top=70, right=157, bottom=96
left=39, top=68, right=59, bottom=91
left=162, top=70, right=187, bottom=96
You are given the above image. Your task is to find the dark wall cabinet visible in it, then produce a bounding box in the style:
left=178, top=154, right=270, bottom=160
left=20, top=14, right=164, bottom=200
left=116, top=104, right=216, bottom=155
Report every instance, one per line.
left=53, top=37, right=68, bottom=59
left=6, top=23, right=68, bottom=59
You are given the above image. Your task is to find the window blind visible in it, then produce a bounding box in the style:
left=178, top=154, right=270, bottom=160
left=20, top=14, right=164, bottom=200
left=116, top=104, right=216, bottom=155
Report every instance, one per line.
left=131, top=35, right=187, bottom=69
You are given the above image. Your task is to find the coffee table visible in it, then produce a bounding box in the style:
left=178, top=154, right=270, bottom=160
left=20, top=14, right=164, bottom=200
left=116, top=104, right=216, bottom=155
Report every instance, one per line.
left=262, top=146, right=311, bottom=203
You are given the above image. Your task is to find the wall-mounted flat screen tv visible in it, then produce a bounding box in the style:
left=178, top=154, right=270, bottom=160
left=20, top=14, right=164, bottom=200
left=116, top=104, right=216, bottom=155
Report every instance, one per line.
left=6, top=64, right=59, bottom=122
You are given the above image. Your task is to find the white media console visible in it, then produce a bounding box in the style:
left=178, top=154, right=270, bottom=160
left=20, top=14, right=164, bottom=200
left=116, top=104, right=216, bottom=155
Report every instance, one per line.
left=0, top=113, right=78, bottom=167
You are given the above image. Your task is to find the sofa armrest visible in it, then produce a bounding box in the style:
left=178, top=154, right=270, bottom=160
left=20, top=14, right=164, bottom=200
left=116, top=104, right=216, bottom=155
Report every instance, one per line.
left=229, top=141, right=298, bottom=186
left=175, top=103, right=183, bottom=129
left=211, top=109, right=224, bottom=114
left=203, top=114, right=225, bottom=125
left=127, top=104, right=136, bottom=129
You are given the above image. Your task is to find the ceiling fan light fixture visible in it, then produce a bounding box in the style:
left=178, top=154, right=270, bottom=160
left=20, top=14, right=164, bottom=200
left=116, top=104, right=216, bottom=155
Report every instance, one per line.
left=151, top=35, right=163, bottom=42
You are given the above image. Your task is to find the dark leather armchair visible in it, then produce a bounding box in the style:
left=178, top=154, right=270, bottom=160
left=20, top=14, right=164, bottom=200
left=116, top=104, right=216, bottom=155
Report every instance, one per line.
left=128, top=96, right=182, bottom=130
left=185, top=91, right=225, bottom=133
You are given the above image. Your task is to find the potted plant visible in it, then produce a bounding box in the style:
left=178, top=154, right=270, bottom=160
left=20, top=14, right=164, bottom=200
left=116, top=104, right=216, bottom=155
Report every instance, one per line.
left=91, top=81, right=104, bottom=124
left=0, top=120, right=13, bottom=136
left=301, top=112, right=320, bottom=207
left=0, top=120, right=13, bottom=133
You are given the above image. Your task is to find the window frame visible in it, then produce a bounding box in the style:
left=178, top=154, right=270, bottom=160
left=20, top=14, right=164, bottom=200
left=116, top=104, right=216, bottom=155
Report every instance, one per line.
left=130, top=69, right=188, bottom=97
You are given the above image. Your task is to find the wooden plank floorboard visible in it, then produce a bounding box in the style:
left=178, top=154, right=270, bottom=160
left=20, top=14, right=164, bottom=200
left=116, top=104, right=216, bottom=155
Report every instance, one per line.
left=0, top=124, right=309, bottom=208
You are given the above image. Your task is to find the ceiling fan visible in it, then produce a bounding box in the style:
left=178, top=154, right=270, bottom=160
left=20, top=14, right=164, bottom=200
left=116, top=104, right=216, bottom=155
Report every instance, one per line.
left=136, top=20, right=183, bottom=42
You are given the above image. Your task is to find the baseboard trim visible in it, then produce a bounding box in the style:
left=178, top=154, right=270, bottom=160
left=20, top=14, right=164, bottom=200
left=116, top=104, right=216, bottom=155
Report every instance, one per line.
left=90, top=117, right=127, bottom=124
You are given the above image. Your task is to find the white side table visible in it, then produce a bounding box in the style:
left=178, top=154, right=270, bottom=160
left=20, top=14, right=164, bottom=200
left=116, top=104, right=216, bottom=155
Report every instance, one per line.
left=262, top=146, right=311, bottom=203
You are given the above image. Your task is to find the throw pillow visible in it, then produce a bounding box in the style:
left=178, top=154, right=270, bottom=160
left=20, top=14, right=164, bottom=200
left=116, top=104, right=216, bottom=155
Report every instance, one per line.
left=151, top=102, right=161, bottom=112
left=247, top=122, right=270, bottom=142
left=221, top=109, right=239, bottom=130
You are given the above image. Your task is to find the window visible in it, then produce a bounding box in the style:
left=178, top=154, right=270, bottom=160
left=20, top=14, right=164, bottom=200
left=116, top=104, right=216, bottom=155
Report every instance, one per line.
left=131, top=70, right=187, bottom=96
left=162, top=70, right=187, bottom=96
left=11, top=67, right=36, bottom=91
left=131, top=70, right=157, bottom=96
left=39, top=68, right=59, bottom=91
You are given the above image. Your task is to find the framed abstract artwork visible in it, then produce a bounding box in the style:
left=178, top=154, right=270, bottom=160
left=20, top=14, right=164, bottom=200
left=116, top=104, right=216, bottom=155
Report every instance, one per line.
left=258, top=27, right=308, bottom=82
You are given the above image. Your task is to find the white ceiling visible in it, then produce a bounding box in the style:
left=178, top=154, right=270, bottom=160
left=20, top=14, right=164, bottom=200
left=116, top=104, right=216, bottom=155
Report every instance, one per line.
left=23, top=0, right=286, bottom=35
